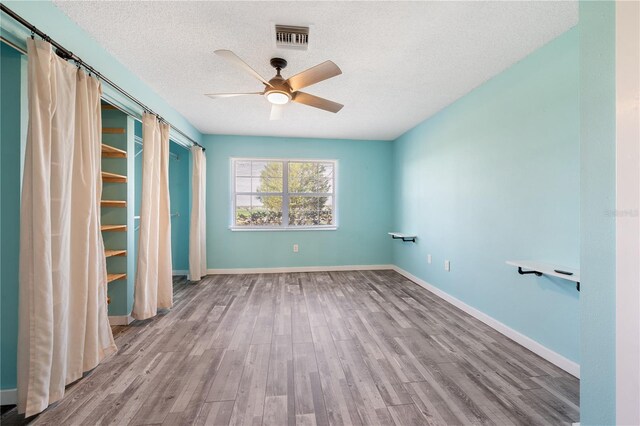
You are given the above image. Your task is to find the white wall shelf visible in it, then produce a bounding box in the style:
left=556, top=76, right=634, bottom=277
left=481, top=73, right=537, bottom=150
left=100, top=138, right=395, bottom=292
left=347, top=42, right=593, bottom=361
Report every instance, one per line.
left=389, top=232, right=417, bottom=243
left=506, top=260, right=580, bottom=291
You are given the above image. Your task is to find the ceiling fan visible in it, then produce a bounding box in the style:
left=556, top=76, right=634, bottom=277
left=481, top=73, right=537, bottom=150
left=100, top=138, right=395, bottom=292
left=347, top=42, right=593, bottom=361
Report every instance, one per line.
left=206, top=50, right=343, bottom=120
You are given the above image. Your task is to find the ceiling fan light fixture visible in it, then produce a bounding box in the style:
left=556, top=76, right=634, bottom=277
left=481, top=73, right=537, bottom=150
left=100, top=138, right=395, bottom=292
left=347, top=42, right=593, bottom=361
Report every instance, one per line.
left=266, top=90, right=291, bottom=105
left=209, top=50, right=343, bottom=115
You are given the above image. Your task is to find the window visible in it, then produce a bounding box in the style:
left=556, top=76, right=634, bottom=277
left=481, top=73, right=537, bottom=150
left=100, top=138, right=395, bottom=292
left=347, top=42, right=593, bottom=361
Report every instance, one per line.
left=232, top=159, right=336, bottom=230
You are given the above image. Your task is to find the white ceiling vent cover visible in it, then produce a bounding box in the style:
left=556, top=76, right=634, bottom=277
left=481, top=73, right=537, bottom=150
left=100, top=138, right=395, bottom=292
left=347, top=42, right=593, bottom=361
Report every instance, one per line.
left=275, top=25, right=309, bottom=50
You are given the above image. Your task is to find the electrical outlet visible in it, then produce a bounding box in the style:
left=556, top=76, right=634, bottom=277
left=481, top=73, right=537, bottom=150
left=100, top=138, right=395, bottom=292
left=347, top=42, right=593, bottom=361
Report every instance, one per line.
left=293, top=244, right=299, bottom=253
left=427, top=254, right=432, bottom=264
left=444, top=260, right=450, bottom=271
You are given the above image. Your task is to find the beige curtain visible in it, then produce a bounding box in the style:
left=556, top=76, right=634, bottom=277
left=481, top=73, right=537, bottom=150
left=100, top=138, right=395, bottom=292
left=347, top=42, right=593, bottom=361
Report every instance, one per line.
left=18, top=39, right=116, bottom=417
left=189, top=147, right=207, bottom=280
left=133, top=113, right=172, bottom=319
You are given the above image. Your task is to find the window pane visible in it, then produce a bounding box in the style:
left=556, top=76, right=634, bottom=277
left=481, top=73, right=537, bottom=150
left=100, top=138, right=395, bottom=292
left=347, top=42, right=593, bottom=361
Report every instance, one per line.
left=288, top=209, right=333, bottom=226
left=288, top=162, right=314, bottom=193
left=235, top=195, right=252, bottom=226
left=251, top=161, right=283, bottom=177
left=319, top=200, right=333, bottom=225
left=254, top=177, right=282, bottom=193
left=266, top=162, right=283, bottom=177
left=251, top=161, right=266, bottom=176
left=288, top=162, right=312, bottom=193
left=288, top=196, right=304, bottom=226
left=320, top=162, right=334, bottom=176
left=316, top=163, right=333, bottom=193
left=289, top=206, right=310, bottom=226
left=290, top=196, right=319, bottom=211
left=236, top=195, right=251, bottom=208
left=289, top=196, right=332, bottom=226
left=289, top=162, right=333, bottom=193
left=289, top=210, right=318, bottom=226
left=235, top=161, right=251, bottom=177
left=325, top=180, right=334, bottom=193
left=235, top=177, right=251, bottom=192
left=251, top=195, right=282, bottom=226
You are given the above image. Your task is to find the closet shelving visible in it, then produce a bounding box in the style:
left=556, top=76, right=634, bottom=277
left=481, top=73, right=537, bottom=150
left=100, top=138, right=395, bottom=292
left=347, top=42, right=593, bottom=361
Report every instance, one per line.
left=105, top=249, right=127, bottom=258
left=101, top=224, right=127, bottom=232
left=101, top=125, right=128, bottom=294
left=101, top=144, right=127, bottom=158
left=100, top=102, right=136, bottom=314
left=103, top=127, right=126, bottom=135
left=101, top=200, right=126, bottom=208
left=102, top=171, right=127, bottom=183
left=107, top=273, right=127, bottom=283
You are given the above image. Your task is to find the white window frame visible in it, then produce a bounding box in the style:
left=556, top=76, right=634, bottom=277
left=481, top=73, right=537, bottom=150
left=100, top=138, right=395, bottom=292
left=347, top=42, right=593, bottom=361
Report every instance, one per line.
left=230, top=158, right=338, bottom=231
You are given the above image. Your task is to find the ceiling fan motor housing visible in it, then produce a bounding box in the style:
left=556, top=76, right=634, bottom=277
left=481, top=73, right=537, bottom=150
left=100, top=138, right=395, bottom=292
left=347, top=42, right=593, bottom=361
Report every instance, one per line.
left=265, top=58, right=293, bottom=103
left=270, top=57, right=288, bottom=71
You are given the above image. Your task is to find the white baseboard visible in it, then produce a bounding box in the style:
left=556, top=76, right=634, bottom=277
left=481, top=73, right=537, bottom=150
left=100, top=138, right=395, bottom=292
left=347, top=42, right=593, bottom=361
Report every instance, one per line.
left=108, top=315, right=134, bottom=326
left=207, top=264, right=394, bottom=275
left=173, top=270, right=188, bottom=276
left=0, top=388, right=17, bottom=406
left=391, top=266, right=580, bottom=378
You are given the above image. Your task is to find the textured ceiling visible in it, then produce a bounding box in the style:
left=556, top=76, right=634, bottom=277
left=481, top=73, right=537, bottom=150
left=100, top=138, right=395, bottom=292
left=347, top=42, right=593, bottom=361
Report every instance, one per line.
left=53, top=1, right=578, bottom=140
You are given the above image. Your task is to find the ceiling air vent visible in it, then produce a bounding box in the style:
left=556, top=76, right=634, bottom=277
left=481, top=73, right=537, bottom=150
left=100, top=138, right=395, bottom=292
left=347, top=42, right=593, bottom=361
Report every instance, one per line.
left=275, top=25, right=309, bottom=50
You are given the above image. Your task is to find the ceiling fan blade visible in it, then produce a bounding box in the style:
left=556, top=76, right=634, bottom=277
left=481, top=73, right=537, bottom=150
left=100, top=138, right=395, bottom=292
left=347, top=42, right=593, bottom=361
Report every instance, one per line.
left=270, top=104, right=284, bottom=121
left=214, top=50, right=272, bottom=87
left=286, top=60, right=342, bottom=91
left=205, top=92, right=263, bottom=99
left=292, top=92, right=343, bottom=113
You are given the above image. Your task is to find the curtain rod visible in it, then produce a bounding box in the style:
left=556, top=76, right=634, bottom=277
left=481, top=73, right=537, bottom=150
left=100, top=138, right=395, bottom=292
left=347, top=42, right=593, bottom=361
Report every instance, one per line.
left=0, top=3, right=205, bottom=152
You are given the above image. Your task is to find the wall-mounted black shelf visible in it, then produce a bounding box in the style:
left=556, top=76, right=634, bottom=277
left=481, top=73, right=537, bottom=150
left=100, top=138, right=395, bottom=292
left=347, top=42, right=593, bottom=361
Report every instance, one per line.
left=388, top=232, right=417, bottom=243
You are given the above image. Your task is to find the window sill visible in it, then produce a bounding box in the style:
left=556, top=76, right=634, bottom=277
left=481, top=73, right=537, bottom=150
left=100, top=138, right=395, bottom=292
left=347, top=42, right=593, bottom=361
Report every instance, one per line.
left=229, top=226, right=338, bottom=232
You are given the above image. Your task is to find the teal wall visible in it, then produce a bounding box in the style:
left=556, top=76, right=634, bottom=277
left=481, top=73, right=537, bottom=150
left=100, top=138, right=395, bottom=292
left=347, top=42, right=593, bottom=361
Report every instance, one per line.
left=392, top=28, right=580, bottom=362
left=135, top=120, right=143, bottom=217
left=203, top=135, right=393, bottom=269
left=169, top=143, right=190, bottom=272
left=0, top=43, right=24, bottom=391
left=579, top=1, right=616, bottom=424
left=135, top=122, right=190, bottom=273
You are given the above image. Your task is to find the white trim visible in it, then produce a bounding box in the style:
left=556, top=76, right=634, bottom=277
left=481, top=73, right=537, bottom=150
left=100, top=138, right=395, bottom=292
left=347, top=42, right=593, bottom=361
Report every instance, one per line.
left=391, top=266, right=581, bottom=378
left=108, top=315, right=135, bottom=326
left=616, top=0, right=640, bottom=423
left=229, top=226, right=337, bottom=232
left=172, top=270, right=188, bottom=276
left=0, top=388, right=17, bottom=406
left=230, top=156, right=338, bottom=163
left=207, top=264, right=394, bottom=275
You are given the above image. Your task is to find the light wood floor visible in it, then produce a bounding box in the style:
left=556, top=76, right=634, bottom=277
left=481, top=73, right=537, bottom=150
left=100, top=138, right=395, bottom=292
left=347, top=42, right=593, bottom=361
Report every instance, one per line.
left=3, top=270, right=579, bottom=425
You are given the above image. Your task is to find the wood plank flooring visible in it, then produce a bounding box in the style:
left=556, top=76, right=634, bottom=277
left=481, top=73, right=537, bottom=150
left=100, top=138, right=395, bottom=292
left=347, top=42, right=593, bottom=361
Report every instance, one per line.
left=2, top=270, right=579, bottom=425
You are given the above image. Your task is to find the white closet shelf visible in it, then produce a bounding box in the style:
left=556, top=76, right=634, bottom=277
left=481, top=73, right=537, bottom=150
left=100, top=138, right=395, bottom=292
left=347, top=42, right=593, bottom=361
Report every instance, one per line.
left=388, top=232, right=417, bottom=243
left=506, top=260, right=580, bottom=290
